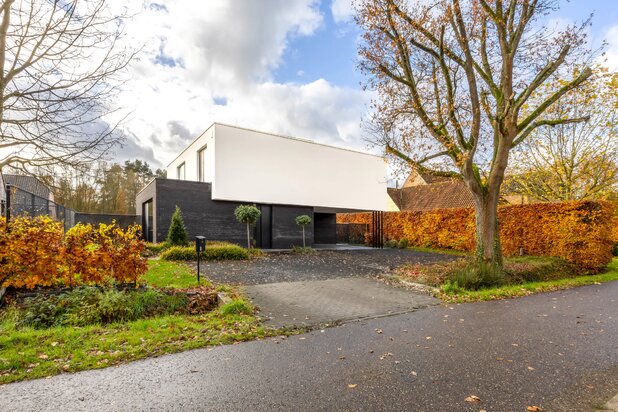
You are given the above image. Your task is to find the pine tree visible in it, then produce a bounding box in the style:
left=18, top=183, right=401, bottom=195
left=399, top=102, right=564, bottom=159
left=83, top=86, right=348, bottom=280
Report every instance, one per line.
left=167, top=206, right=188, bottom=246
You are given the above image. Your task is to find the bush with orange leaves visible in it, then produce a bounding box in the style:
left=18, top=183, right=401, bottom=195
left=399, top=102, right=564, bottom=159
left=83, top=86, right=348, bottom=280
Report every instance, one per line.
left=338, top=201, right=614, bottom=272
left=0, top=216, right=147, bottom=289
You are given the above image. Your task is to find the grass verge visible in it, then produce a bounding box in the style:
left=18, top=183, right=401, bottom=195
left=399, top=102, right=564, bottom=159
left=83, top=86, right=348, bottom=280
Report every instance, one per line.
left=0, top=261, right=288, bottom=385
left=438, top=258, right=618, bottom=303
left=0, top=303, right=281, bottom=385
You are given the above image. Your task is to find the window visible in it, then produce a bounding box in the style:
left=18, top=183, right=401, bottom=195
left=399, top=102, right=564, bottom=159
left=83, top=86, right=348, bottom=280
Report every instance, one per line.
left=177, top=162, right=185, bottom=180
left=197, top=145, right=207, bottom=182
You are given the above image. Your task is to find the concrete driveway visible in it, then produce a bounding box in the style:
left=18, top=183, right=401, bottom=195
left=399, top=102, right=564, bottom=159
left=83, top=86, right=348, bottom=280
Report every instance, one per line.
left=200, top=248, right=454, bottom=327
left=244, top=277, right=439, bottom=328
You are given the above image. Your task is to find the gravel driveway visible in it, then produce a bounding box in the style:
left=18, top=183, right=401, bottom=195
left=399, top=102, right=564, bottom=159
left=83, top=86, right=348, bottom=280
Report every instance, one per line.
left=196, top=248, right=458, bottom=285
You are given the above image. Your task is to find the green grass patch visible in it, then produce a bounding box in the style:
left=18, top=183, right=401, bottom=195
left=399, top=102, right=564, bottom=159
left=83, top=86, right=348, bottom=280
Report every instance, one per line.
left=144, top=260, right=204, bottom=289
left=437, top=258, right=618, bottom=303
left=0, top=301, right=281, bottom=385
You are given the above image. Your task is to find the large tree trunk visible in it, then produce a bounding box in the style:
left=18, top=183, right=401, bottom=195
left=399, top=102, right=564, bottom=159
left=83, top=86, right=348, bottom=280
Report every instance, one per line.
left=472, top=192, right=503, bottom=269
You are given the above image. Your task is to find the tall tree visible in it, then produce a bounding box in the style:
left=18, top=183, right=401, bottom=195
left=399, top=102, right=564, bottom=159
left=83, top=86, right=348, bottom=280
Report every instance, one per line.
left=507, top=70, right=618, bottom=201
left=0, top=0, right=133, bottom=172
left=356, top=0, right=594, bottom=269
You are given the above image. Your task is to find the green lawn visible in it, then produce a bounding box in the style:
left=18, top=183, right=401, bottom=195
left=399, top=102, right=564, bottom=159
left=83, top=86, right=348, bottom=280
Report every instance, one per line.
left=439, top=258, right=618, bottom=303
left=143, top=259, right=206, bottom=288
left=0, top=260, right=287, bottom=385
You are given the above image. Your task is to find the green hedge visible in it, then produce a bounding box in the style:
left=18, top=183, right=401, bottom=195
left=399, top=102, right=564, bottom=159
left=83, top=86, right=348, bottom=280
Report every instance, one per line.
left=145, top=242, right=171, bottom=255
left=160, top=243, right=249, bottom=261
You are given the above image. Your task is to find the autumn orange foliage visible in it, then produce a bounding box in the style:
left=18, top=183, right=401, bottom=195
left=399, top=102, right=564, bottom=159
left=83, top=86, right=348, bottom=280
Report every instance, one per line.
left=337, top=201, right=615, bottom=271
left=0, top=216, right=147, bottom=289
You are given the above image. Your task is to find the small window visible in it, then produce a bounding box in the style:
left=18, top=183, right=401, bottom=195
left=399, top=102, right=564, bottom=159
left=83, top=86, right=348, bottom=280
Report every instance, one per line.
left=197, top=145, right=207, bottom=182
left=177, top=162, right=185, bottom=180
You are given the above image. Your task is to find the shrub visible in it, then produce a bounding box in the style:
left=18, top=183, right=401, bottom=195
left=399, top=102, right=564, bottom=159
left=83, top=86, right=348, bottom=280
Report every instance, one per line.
left=398, top=238, right=409, bottom=249
left=0, top=216, right=64, bottom=289
left=446, top=261, right=505, bottom=291
left=0, top=218, right=146, bottom=289
left=16, top=287, right=190, bottom=329
left=385, top=239, right=398, bottom=248
left=202, top=244, right=248, bottom=261
left=145, top=242, right=170, bottom=256
left=160, top=246, right=197, bottom=261
left=234, top=205, right=261, bottom=248
left=167, top=206, right=188, bottom=246
left=160, top=244, right=249, bottom=261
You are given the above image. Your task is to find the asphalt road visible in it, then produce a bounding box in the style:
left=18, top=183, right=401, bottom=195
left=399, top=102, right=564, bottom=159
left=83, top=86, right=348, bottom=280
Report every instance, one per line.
left=2, top=281, right=617, bottom=412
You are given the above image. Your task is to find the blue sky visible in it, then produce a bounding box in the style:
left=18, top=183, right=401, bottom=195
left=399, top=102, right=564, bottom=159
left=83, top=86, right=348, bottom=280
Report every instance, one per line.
left=273, top=3, right=360, bottom=88
left=110, top=0, right=618, bottom=168
left=274, top=0, right=618, bottom=89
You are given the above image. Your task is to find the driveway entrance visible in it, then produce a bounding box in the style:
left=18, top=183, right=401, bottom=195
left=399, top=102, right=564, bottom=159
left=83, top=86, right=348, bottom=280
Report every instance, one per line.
left=244, top=277, right=439, bottom=328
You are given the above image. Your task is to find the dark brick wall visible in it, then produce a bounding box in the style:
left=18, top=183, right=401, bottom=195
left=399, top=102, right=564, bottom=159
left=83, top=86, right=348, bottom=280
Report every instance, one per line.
left=136, top=179, right=157, bottom=239
left=136, top=178, right=327, bottom=249
left=74, top=213, right=139, bottom=228
left=314, top=213, right=337, bottom=244
left=271, top=205, right=313, bottom=249
left=154, top=179, right=247, bottom=246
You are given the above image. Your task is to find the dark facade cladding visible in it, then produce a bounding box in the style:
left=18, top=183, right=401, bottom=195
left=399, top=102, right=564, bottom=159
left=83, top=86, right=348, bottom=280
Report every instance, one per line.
left=136, top=178, right=336, bottom=248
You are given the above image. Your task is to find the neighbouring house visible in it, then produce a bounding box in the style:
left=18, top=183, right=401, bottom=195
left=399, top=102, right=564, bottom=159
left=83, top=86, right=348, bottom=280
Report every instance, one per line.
left=1, top=173, right=57, bottom=218
left=136, top=123, right=390, bottom=248
left=388, top=170, right=475, bottom=211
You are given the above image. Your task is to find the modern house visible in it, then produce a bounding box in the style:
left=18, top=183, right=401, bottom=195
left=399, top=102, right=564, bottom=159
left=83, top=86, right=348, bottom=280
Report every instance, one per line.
left=136, top=123, right=390, bottom=248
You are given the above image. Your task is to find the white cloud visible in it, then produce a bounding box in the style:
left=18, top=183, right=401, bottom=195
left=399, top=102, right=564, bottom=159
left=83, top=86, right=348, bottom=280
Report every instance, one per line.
left=331, top=0, right=354, bottom=24
left=103, top=0, right=371, bottom=167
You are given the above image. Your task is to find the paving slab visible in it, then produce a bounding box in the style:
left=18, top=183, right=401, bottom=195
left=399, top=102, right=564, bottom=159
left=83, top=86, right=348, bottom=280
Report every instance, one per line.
left=244, top=277, right=440, bottom=327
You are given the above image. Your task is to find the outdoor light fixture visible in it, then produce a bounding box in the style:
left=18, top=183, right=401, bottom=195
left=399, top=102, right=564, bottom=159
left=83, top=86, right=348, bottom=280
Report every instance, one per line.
left=195, top=236, right=206, bottom=283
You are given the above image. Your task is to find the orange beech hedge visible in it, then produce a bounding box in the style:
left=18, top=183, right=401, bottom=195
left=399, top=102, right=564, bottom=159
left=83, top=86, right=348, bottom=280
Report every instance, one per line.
left=0, top=216, right=147, bottom=289
left=337, top=201, right=615, bottom=271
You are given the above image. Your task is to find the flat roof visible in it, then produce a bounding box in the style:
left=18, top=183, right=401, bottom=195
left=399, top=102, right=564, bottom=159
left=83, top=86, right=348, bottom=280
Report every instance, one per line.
left=166, top=122, right=383, bottom=168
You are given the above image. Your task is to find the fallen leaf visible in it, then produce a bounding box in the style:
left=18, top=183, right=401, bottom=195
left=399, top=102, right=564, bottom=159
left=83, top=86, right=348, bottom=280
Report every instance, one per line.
left=38, top=354, right=49, bottom=360
left=527, top=366, right=535, bottom=371
left=347, top=384, right=357, bottom=389
left=51, top=342, right=59, bottom=347
left=527, top=407, right=542, bottom=411
left=426, top=336, right=432, bottom=340
left=465, top=395, right=481, bottom=403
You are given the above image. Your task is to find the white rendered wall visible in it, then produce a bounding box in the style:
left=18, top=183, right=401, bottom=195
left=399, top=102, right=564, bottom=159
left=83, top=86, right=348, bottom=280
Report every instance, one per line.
left=167, top=125, right=216, bottom=182
left=211, top=124, right=389, bottom=211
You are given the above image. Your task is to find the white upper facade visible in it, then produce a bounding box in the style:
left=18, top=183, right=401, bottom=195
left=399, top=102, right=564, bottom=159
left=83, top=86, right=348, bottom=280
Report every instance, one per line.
left=167, top=123, right=389, bottom=211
